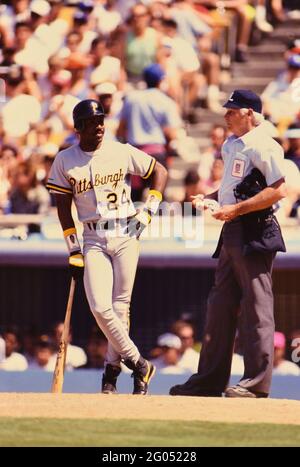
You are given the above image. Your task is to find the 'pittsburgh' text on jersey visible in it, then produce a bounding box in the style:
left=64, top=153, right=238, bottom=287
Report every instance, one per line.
left=70, top=168, right=124, bottom=194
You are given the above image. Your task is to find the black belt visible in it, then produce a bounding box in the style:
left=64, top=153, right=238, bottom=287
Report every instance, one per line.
left=87, top=218, right=131, bottom=231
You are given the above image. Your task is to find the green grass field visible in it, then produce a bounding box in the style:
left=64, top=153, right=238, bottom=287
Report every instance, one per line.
left=1, top=418, right=300, bottom=447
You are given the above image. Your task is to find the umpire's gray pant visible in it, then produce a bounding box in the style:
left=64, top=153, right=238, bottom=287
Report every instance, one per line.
left=190, top=219, right=275, bottom=395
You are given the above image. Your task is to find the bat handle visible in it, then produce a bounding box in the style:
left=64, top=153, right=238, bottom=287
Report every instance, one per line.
left=62, top=278, right=76, bottom=339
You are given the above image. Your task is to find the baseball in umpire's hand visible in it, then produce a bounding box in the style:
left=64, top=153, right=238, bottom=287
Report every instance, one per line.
left=68, top=251, right=84, bottom=280
left=191, top=195, right=220, bottom=213
left=191, top=194, right=205, bottom=210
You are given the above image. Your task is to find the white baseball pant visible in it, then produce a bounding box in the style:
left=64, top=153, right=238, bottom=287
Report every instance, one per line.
left=83, top=222, right=140, bottom=366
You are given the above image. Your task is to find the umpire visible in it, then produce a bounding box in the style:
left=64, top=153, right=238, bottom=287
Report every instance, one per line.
left=170, top=90, right=286, bottom=398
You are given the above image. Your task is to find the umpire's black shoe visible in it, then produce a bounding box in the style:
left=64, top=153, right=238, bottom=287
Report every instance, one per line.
left=101, top=364, right=121, bottom=394
left=169, top=381, right=222, bottom=397
left=224, top=385, right=268, bottom=398
left=123, top=357, right=156, bottom=395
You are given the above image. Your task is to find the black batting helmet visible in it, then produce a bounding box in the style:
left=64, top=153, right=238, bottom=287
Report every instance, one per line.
left=73, top=99, right=105, bottom=131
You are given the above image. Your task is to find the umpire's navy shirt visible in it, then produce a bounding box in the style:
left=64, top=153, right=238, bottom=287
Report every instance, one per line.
left=219, top=123, right=285, bottom=206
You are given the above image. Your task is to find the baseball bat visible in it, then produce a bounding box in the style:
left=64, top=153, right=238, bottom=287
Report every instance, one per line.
left=51, top=278, right=76, bottom=393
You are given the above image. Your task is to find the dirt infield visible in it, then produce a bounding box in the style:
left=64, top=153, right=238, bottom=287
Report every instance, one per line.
left=0, top=393, right=300, bottom=425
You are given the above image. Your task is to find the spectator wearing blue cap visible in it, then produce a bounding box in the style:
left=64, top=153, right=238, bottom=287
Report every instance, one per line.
left=170, top=89, right=287, bottom=399
left=261, top=54, right=300, bottom=125
left=143, top=63, right=166, bottom=88
left=117, top=63, right=182, bottom=201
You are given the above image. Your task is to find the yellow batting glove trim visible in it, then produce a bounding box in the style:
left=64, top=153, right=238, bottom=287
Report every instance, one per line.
left=63, top=227, right=77, bottom=238
left=148, top=190, right=162, bottom=202
left=145, top=189, right=162, bottom=215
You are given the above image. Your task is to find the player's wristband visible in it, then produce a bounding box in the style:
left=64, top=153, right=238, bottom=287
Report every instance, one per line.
left=144, top=190, right=162, bottom=215
left=63, top=227, right=81, bottom=254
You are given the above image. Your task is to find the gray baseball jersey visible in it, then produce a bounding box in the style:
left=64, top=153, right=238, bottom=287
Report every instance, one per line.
left=219, top=124, right=285, bottom=206
left=46, top=140, right=155, bottom=221
left=46, top=140, right=156, bottom=368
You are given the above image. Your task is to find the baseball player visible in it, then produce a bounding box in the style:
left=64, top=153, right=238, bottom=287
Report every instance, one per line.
left=46, top=99, right=168, bottom=395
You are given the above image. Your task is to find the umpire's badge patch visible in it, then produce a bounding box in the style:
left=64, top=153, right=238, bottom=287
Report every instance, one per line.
left=232, top=159, right=245, bottom=177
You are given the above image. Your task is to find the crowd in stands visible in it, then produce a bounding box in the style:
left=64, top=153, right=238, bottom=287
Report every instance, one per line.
left=0, top=319, right=299, bottom=376
left=0, top=322, right=106, bottom=371
left=0, top=0, right=299, bottom=221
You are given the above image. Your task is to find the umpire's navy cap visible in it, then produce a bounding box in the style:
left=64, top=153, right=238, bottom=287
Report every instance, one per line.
left=223, top=89, right=262, bottom=113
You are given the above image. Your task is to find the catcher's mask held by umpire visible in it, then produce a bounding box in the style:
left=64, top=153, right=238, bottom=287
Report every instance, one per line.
left=73, top=99, right=105, bottom=131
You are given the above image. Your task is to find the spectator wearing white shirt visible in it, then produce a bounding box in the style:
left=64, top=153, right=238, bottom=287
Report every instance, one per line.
left=168, top=0, right=222, bottom=112
left=93, top=0, right=122, bottom=37
left=72, top=11, right=98, bottom=55
left=197, top=125, right=227, bottom=181
left=14, top=0, right=61, bottom=74
left=89, top=36, right=125, bottom=91
left=171, top=320, right=200, bottom=373
left=261, top=55, right=300, bottom=126
left=0, top=329, right=28, bottom=371
left=150, top=333, right=186, bottom=374
left=159, top=18, right=203, bottom=120
left=1, top=66, right=42, bottom=142
left=28, top=336, right=56, bottom=371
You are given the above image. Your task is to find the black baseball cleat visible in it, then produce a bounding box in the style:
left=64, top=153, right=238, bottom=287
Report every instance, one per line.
left=102, top=382, right=117, bottom=394
left=123, top=357, right=156, bottom=395
left=169, top=383, right=222, bottom=397
left=224, top=385, right=268, bottom=398
left=101, top=364, right=121, bottom=394
left=132, top=361, right=156, bottom=395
